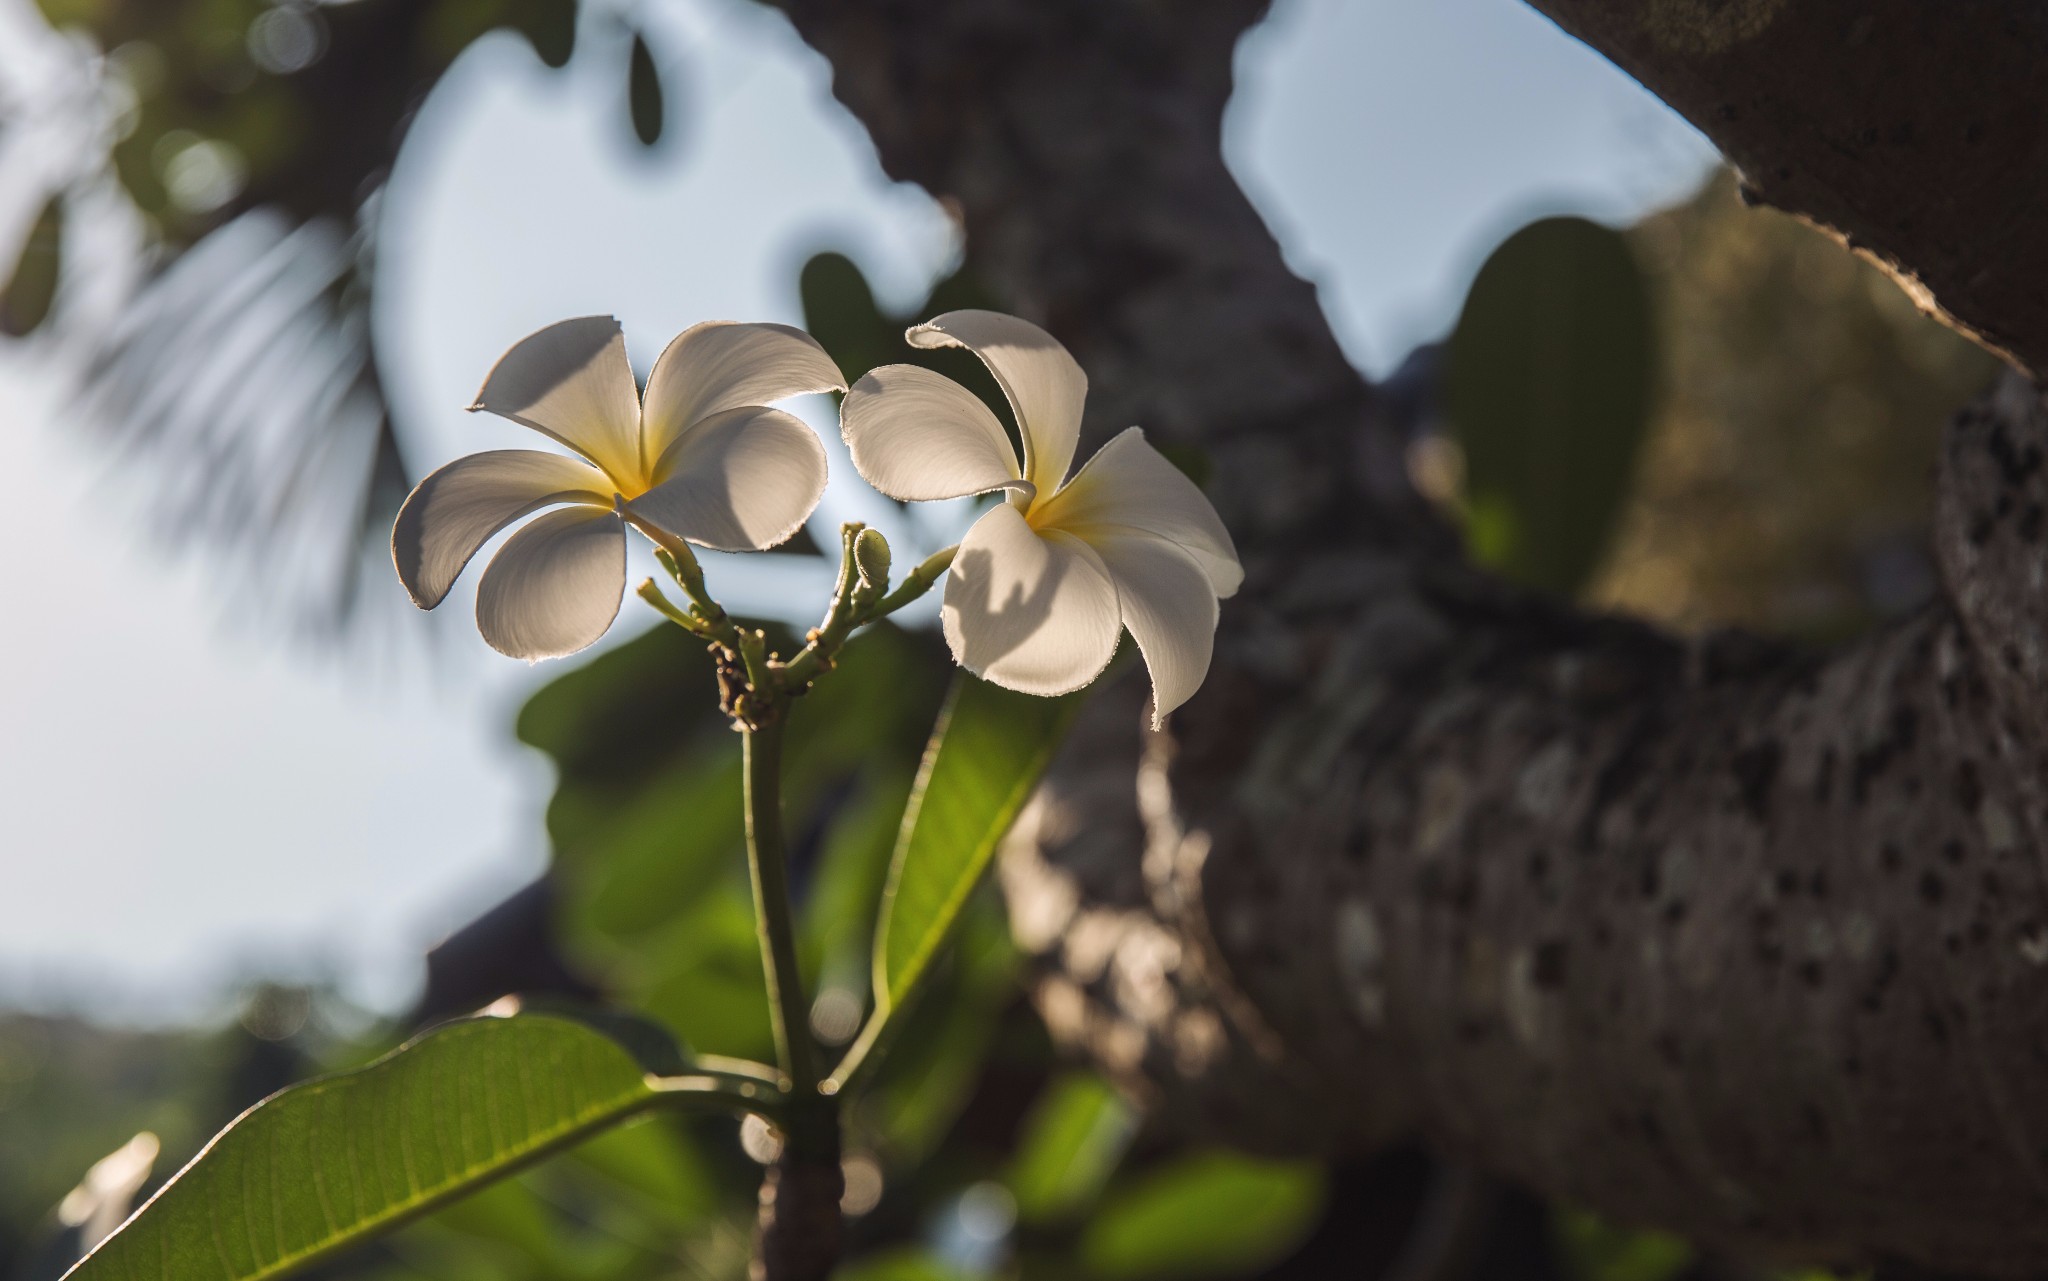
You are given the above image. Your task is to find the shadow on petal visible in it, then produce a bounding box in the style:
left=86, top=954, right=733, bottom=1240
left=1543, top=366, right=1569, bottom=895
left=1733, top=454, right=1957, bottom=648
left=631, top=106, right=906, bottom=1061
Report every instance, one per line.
left=941, top=509, right=1121, bottom=696
left=633, top=406, right=828, bottom=552
left=944, top=544, right=1058, bottom=672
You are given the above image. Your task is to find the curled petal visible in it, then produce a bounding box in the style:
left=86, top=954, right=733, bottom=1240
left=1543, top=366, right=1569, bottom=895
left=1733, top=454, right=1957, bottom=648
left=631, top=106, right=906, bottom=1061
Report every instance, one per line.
left=470, top=316, right=643, bottom=484
left=392, top=450, right=613, bottom=609
left=641, top=321, right=845, bottom=471
left=1033, top=427, right=1243, bottom=597
left=1089, top=531, right=1220, bottom=728
left=841, top=364, right=1025, bottom=502
left=630, top=405, right=828, bottom=552
left=474, top=505, right=626, bottom=661
left=942, top=503, right=1120, bottom=697
left=908, top=310, right=1085, bottom=496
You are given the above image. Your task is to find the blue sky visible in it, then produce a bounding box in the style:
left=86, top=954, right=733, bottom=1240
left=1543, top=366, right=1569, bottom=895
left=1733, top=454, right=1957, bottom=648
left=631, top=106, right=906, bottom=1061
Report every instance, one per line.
left=0, top=0, right=1714, bottom=1020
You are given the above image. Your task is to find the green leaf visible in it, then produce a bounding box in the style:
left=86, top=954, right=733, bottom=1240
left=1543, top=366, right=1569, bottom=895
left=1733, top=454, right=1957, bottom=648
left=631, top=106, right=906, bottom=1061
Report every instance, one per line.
left=627, top=30, right=663, bottom=146
left=871, top=674, right=1083, bottom=1019
left=1078, top=1153, right=1324, bottom=1281
left=1004, top=1074, right=1135, bottom=1226
left=62, top=1015, right=727, bottom=1281
left=1447, top=215, right=1658, bottom=597
left=1, top=193, right=63, bottom=338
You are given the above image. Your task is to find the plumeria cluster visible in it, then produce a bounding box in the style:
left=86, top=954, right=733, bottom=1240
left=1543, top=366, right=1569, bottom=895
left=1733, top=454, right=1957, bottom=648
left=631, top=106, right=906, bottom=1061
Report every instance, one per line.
left=393, top=309, right=1241, bottom=724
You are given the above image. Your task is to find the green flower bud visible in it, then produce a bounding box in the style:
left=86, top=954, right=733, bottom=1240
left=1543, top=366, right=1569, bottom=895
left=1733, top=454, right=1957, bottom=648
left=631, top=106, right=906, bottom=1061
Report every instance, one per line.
left=854, top=528, right=892, bottom=590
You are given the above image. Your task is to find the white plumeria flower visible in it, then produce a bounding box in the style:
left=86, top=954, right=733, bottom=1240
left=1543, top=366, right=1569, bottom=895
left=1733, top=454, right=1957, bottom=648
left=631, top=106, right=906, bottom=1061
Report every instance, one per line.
left=392, top=315, right=844, bottom=660
left=840, top=310, right=1242, bottom=725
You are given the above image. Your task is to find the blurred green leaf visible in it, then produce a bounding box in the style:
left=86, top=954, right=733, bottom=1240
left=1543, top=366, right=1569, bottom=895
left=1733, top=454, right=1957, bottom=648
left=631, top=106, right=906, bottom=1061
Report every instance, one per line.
left=1004, top=1074, right=1135, bottom=1227
left=568, top=1116, right=723, bottom=1229
left=62, top=1016, right=712, bottom=1281
left=1, top=194, right=63, bottom=338
left=627, top=30, right=663, bottom=147
left=418, top=1177, right=591, bottom=1277
left=1554, top=1207, right=1692, bottom=1281
left=515, top=621, right=719, bottom=782
left=871, top=674, right=1083, bottom=1020
left=801, top=251, right=892, bottom=387
left=858, top=895, right=1015, bottom=1162
left=409, top=1118, right=726, bottom=1279
left=553, top=750, right=744, bottom=950
left=1078, top=1153, right=1324, bottom=1281
left=804, top=762, right=920, bottom=1047
left=420, top=0, right=575, bottom=68
left=834, top=1247, right=976, bottom=1281
left=1447, top=214, right=1657, bottom=596
left=511, top=0, right=577, bottom=68
left=798, top=251, right=1009, bottom=424
left=637, top=889, right=775, bottom=1062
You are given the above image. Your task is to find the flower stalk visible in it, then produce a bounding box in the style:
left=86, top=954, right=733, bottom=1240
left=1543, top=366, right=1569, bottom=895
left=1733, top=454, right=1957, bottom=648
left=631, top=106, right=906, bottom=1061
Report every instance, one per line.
left=659, top=520, right=949, bottom=1281
left=741, top=717, right=819, bottom=1096
left=637, top=518, right=954, bottom=1094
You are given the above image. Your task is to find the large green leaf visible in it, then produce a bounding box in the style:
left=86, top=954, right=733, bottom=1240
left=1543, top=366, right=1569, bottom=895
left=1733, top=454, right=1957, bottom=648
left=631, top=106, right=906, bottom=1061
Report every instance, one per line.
left=870, top=674, right=1083, bottom=1020
left=1078, top=1153, right=1324, bottom=1281
left=1447, top=215, right=1658, bottom=596
left=62, top=1015, right=733, bottom=1281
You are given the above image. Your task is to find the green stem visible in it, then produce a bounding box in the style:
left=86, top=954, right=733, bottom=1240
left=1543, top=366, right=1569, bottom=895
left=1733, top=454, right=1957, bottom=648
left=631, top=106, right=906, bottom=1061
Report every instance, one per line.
left=634, top=578, right=709, bottom=637
left=743, top=717, right=819, bottom=1095
left=779, top=525, right=870, bottom=690
left=867, top=545, right=958, bottom=619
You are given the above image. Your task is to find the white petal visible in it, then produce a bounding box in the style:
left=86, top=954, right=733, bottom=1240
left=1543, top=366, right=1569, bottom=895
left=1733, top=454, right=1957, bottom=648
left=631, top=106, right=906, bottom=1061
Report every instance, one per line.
left=629, top=406, right=829, bottom=552
left=470, top=316, right=644, bottom=485
left=641, top=321, right=845, bottom=469
left=474, top=505, right=626, bottom=661
left=942, top=503, right=1121, bottom=697
left=391, top=450, right=613, bottom=609
left=907, top=310, right=1085, bottom=496
left=1088, top=531, right=1220, bottom=728
left=840, top=364, right=1025, bottom=502
left=1033, top=427, right=1243, bottom=597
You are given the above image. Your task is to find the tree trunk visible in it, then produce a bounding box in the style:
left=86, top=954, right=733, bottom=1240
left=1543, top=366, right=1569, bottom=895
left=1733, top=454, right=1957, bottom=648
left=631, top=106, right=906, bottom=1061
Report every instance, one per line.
left=774, top=0, right=2048, bottom=1272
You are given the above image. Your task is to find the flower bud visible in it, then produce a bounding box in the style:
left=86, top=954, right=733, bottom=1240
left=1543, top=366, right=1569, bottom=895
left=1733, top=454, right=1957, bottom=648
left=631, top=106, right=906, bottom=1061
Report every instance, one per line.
left=854, top=528, right=892, bottom=590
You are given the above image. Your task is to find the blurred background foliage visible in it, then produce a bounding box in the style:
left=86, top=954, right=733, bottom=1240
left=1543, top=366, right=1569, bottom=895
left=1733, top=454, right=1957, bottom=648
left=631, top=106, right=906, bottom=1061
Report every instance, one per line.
left=1594, top=172, right=1999, bottom=637
left=0, top=0, right=2003, bottom=1277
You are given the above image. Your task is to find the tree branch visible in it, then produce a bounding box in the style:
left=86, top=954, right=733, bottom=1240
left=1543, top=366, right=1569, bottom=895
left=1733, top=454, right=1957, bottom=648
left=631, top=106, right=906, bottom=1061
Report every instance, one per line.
left=777, top=0, right=2048, bottom=1271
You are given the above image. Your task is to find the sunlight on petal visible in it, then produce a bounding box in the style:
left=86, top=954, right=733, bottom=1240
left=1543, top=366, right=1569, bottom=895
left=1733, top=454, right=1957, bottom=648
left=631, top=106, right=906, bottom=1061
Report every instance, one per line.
left=841, top=364, right=1025, bottom=501
left=632, top=405, right=828, bottom=551
left=942, top=503, right=1120, bottom=696
left=640, top=321, right=844, bottom=471
left=470, top=316, right=643, bottom=484
left=1088, top=530, right=1220, bottom=726
left=1034, top=427, right=1243, bottom=597
left=473, top=505, right=627, bottom=661
left=907, top=310, right=1086, bottom=496
left=390, top=450, right=613, bottom=610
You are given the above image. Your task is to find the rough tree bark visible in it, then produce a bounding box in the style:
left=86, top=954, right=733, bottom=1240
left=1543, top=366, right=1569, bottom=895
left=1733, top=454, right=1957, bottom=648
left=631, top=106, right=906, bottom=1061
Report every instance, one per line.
left=775, top=1, right=2048, bottom=1273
